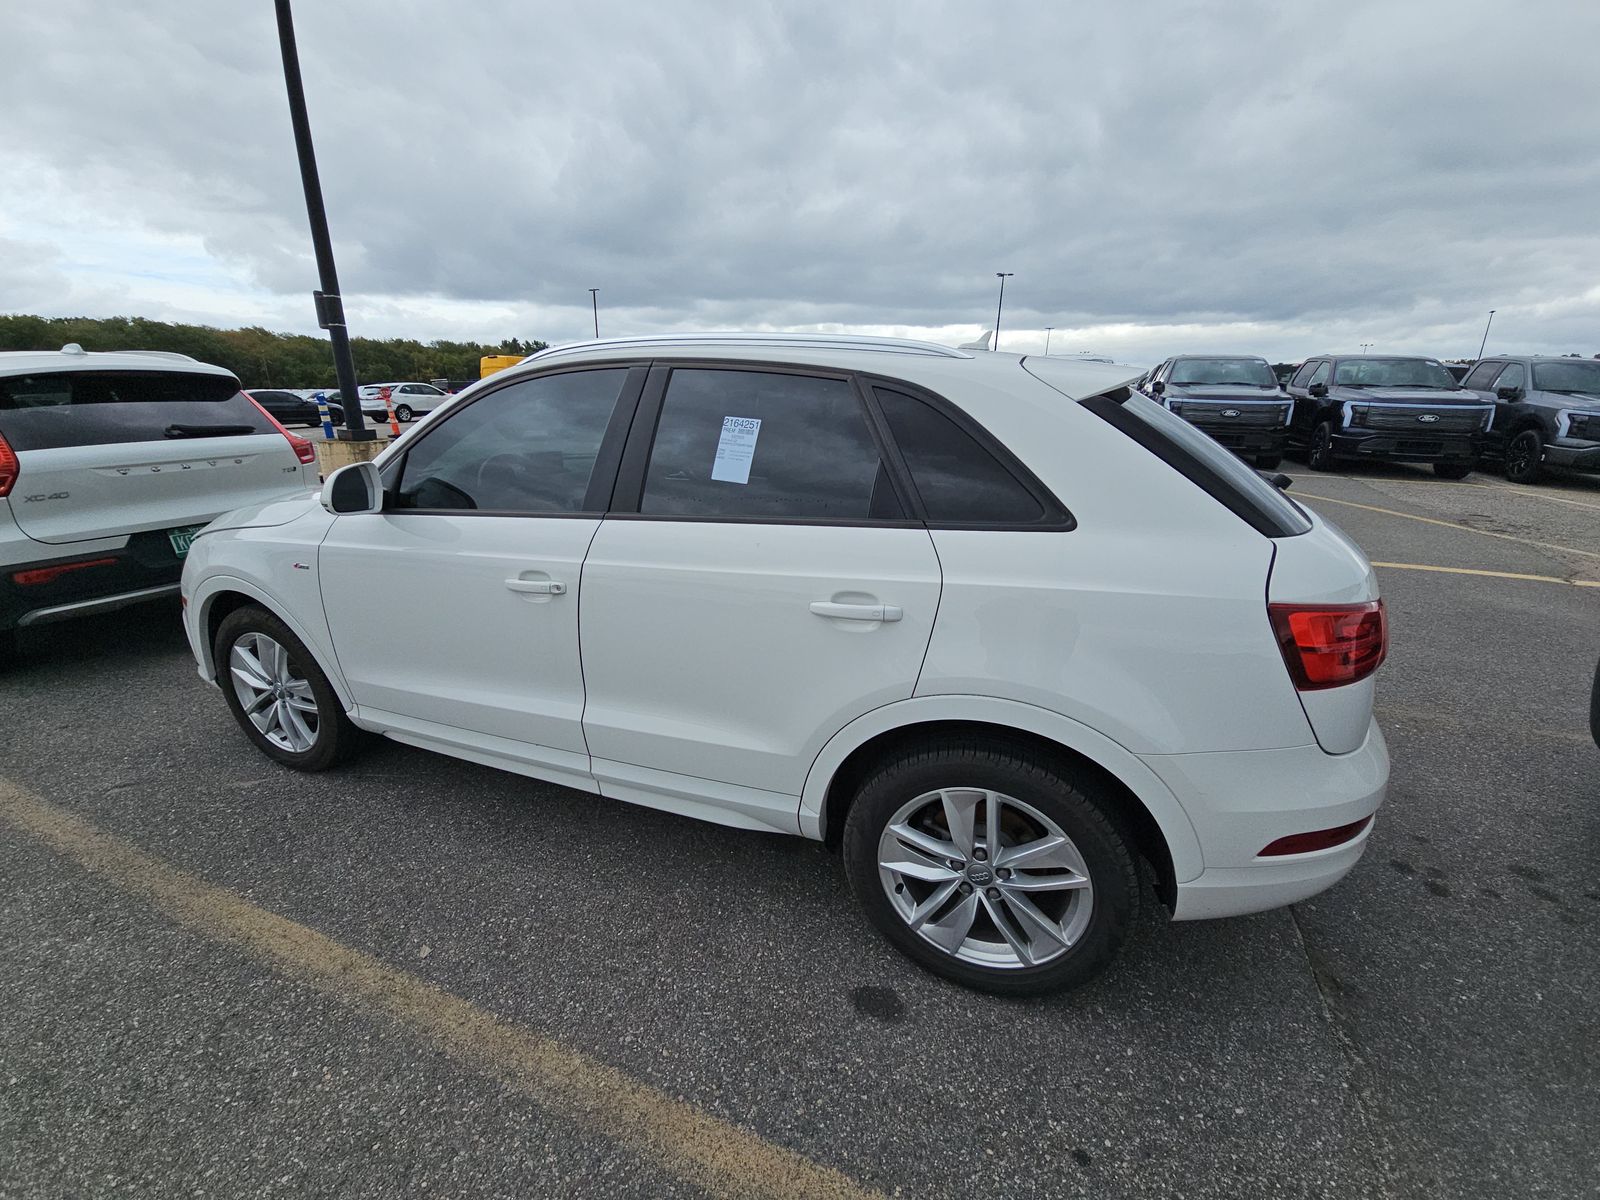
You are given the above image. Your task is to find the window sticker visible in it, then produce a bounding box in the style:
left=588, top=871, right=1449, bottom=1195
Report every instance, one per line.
left=711, top=415, right=761, bottom=484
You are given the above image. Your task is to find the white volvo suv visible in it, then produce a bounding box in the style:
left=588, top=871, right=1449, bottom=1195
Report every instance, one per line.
left=182, top=333, right=1389, bottom=994
left=1, top=345, right=319, bottom=657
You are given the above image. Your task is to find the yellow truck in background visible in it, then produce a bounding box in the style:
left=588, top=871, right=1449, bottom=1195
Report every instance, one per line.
left=480, top=354, right=524, bottom=379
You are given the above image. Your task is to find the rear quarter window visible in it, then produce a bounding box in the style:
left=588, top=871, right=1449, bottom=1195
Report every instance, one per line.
left=0, top=371, right=272, bottom=451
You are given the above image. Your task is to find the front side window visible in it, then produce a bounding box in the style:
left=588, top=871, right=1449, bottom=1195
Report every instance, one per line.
left=1332, top=358, right=1456, bottom=388
left=1462, top=361, right=1501, bottom=390
left=640, top=369, right=899, bottom=520
left=1494, top=363, right=1526, bottom=391
left=874, top=387, right=1047, bottom=525
left=394, top=369, right=626, bottom=513
left=1289, top=362, right=1317, bottom=388
left=1307, top=361, right=1332, bottom=388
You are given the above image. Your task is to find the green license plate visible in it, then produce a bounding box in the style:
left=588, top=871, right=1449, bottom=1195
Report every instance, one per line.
left=167, top=525, right=205, bottom=558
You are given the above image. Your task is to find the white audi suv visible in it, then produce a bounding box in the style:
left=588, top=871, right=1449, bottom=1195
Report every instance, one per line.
left=182, top=333, right=1389, bottom=993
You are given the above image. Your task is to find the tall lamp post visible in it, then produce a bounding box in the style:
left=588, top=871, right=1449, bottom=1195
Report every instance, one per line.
left=1477, top=309, right=1496, bottom=360
left=589, top=288, right=600, bottom=339
left=1044, top=326, right=1053, bottom=356
left=273, top=0, right=371, bottom=442
left=993, top=272, right=1014, bottom=351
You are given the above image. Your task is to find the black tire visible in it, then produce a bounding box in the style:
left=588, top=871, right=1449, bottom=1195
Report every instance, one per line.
left=395, top=404, right=414, bottom=423
left=1503, top=428, right=1544, bottom=485
left=1255, top=453, right=1283, bottom=470
left=1433, top=461, right=1474, bottom=480
left=213, top=604, right=362, bottom=771
left=1307, top=420, right=1338, bottom=471
left=842, top=740, right=1139, bottom=996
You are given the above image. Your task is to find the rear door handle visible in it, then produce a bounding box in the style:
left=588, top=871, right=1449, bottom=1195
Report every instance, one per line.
left=505, top=578, right=566, bottom=595
left=810, top=601, right=902, bottom=622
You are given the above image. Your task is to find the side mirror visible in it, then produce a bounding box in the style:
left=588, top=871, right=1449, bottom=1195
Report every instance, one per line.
left=1308, top=382, right=1329, bottom=398
left=1496, top=385, right=1524, bottom=401
left=1150, top=380, right=1166, bottom=395
left=322, top=461, right=384, bottom=515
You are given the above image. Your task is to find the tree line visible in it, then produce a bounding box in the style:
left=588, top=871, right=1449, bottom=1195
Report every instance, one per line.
left=0, top=314, right=547, bottom=388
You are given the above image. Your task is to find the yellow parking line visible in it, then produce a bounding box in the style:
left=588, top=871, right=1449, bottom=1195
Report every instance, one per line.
left=1294, top=493, right=1600, bottom=561
left=1370, top=561, right=1600, bottom=588
left=0, top=781, right=879, bottom=1200
left=1295, top=474, right=1600, bottom=513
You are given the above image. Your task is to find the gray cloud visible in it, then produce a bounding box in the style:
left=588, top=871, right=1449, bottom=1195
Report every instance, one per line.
left=2, top=0, right=1598, bottom=360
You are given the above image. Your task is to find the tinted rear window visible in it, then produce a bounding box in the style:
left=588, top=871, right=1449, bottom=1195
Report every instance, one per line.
left=1081, top=390, right=1312, bottom=537
left=0, top=371, right=272, bottom=451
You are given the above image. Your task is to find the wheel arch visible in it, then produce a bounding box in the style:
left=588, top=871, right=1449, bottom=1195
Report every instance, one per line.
left=193, top=575, right=355, bottom=710
left=800, top=696, right=1204, bottom=903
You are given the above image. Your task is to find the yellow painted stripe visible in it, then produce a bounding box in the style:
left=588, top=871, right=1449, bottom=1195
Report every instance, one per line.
left=1370, top=561, right=1600, bottom=588
left=1291, top=473, right=1600, bottom=513
left=1295, top=492, right=1600, bottom=561
left=0, top=781, right=880, bottom=1200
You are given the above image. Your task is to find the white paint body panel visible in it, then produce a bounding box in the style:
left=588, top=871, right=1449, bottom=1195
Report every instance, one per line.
left=578, top=520, right=942, bottom=796
left=318, top=512, right=597, bottom=758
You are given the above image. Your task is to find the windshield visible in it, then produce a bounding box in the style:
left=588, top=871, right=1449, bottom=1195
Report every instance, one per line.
left=1532, top=360, right=1600, bottom=395
left=1170, top=358, right=1277, bottom=387
left=1332, top=359, right=1458, bottom=388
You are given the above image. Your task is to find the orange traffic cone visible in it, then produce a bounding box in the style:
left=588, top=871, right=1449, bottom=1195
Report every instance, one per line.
left=379, top=386, right=401, bottom=439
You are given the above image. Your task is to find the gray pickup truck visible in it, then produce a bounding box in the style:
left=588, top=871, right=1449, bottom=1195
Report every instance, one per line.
left=1137, top=355, right=1291, bottom=468
left=1285, top=355, right=1494, bottom=478
left=1459, top=356, right=1600, bottom=485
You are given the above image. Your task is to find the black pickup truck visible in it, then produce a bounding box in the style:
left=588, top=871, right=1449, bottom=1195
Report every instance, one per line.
left=1136, top=355, right=1292, bottom=468
left=1285, top=355, right=1494, bottom=478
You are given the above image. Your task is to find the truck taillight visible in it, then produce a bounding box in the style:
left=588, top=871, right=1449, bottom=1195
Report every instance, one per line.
left=245, top=396, right=318, bottom=465
left=1268, top=600, right=1387, bottom=691
left=0, top=430, right=17, bottom=498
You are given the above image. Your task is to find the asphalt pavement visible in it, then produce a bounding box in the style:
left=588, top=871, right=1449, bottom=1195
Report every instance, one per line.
left=1, top=461, right=1596, bottom=1199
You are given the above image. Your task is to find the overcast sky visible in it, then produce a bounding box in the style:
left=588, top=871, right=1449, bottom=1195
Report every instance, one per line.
left=3, top=0, right=1597, bottom=364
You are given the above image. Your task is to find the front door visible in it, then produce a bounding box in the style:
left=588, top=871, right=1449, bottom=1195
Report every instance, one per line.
left=578, top=365, right=942, bottom=819
left=318, top=366, right=641, bottom=785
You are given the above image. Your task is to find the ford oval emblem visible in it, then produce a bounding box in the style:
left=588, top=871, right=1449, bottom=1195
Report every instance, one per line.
left=1221, top=409, right=1241, bottom=418
left=1418, top=413, right=1440, bottom=423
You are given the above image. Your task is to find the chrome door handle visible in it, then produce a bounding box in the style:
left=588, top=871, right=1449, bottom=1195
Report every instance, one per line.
left=810, top=601, right=902, bottom=622
left=505, top=578, right=566, bottom=595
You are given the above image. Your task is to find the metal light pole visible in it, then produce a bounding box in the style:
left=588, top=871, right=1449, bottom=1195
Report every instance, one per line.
left=589, top=288, right=599, bottom=338
left=993, top=273, right=1014, bottom=351
left=1359, top=342, right=1373, bottom=354
left=273, top=0, right=371, bottom=440
left=1477, top=310, right=1496, bottom=360
left=1044, top=326, right=1053, bottom=356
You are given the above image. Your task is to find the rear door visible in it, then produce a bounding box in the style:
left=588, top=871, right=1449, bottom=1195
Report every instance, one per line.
left=578, top=364, right=942, bottom=815
left=0, top=369, right=311, bottom=545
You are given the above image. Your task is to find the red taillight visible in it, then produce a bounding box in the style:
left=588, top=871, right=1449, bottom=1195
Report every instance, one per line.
left=13, top=557, right=118, bottom=587
left=0, top=430, right=17, bottom=498
left=245, top=395, right=318, bottom=465
left=1268, top=599, right=1387, bottom=691
left=1259, top=816, right=1373, bottom=857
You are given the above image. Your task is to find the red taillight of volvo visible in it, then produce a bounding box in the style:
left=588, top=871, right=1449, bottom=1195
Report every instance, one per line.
left=245, top=396, right=318, bottom=465
left=0, top=430, right=18, bottom=498
left=1268, top=600, right=1388, bottom=691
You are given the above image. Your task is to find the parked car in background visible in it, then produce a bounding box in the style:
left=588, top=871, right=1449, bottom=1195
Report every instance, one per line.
left=183, top=332, right=1388, bottom=996
left=247, top=388, right=343, bottom=428
left=1137, top=355, right=1292, bottom=468
left=0, top=344, right=318, bottom=657
left=357, top=381, right=450, bottom=423
left=1459, top=356, right=1600, bottom=484
left=1286, top=355, right=1493, bottom=478
left=430, top=378, right=478, bottom=394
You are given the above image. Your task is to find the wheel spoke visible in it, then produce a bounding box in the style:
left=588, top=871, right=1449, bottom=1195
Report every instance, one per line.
left=243, top=689, right=275, bottom=716
left=984, top=791, right=1002, bottom=858
left=999, top=889, right=1072, bottom=951
left=920, top=891, right=980, bottom=954
left=230, top=645, right=271, bottom=689
left=907, top=878, right=963, bottom=931
left=939, top=789, right=981, bottom=857
left=280, top=701, right=316, bottom=751
left=998, top=834, right=1087, bottom=874
left=1001, top=871, right=1090, bottom=892
left=882, top=843, right=962, bottom=884
left=285, top=693, right=320, bottom=715
left=979, top=891, right=1034, bottom=966
left=888, top=822, right=962, bottom=866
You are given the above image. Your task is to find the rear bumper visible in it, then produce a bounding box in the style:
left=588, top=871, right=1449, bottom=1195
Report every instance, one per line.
left=1330, top=429, right=1480, bottom=463
left=1143, top=719, right=1389, bottom=920
left=1544, top=440, right=1600, bottom=472
left=0, top=533, right=189, bottom=632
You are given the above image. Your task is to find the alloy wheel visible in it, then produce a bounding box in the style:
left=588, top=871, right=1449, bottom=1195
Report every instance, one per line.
left=1506, top=431, right=1538, bottom=480
left=877, top=788, right=1095, bottom=969
left=228, top=632, right=321, bottom=753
